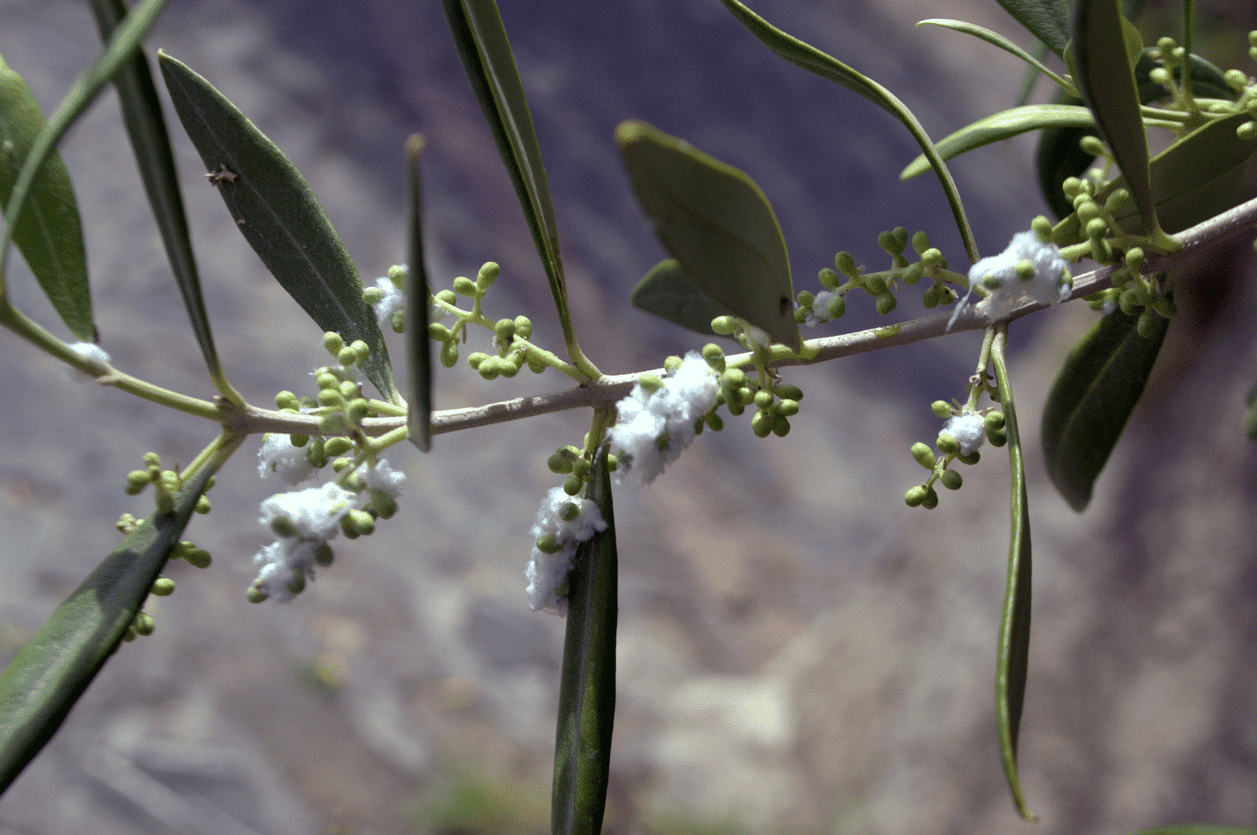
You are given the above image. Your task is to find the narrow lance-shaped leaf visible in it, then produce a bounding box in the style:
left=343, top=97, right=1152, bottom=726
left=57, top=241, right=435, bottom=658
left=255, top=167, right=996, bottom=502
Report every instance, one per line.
left=617, top=120, right=800, bottom=350
left=87, top=0, right=240, bottom=404
left=158, top=53, right=398, bottom=402
left=714, top=0, right=980, bottom=263
left=1041, top=307, right=1168, bottom=512
left=901, top=104, right=1095, bottom=180
left=1073, top=0, right=1175, bottom=249
left=991, top=327, right=1035, bottom=822
left=0, top=53, right=91, bottom=340
left=438, top=0, right=596, bottom=378
left=631, top=259, right=739, bottom=339
left=0, top=0, right=170, bottom=336
left=994, top=0, right=1072, bottom=58
left=916, top=20, right=1077, bottom=95
left=403, top=134, right=432, bottom=452
left=0, top=465, right=214, bottom=794
left=552, top=449, right=617, bottom=835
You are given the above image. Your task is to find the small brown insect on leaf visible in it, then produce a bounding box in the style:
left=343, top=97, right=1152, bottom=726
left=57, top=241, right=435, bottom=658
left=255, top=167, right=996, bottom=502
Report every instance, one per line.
left=205, top=163, right=238, bottom=186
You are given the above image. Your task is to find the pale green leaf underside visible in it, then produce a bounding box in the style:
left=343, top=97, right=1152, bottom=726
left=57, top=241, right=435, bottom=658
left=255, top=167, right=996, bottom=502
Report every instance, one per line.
left=902, top=104, right=1094, bottom=179
left=0, top=466, right=213, bottom=793
left=158, top=53, right=397, bottom=401
left=617, top=119, right=800, bottom=349
left=631, top=259, right=739, bottom=339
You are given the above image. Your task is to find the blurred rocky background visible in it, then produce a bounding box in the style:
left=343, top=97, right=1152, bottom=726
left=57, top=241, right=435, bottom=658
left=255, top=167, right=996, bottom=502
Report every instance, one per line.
left=0, top=0, right=1254, bottom=833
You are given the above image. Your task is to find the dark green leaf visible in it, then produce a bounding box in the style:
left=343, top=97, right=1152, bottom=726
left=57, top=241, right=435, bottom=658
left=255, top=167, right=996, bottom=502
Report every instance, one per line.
left=1041, top=308, right=1168, bottom=512
left=0, top=465, right=213, bottom=793
left=87, top=0, right=239, bottom=404
left=901, top=104, right=1094, bottom=180
left=991, top=329, right=1035, bottom=822
left=439, top=0, right=593, bottom=374
left=158, top=53, right=397, bottom=401
left=616, top=120, right=800, bottom=349
left=552, top=449, right=617, bottom=835
left=403, top=135, right=432, bottom=452
left=631, top=259, right=739, bottom=339
left=994, top=0, right=1072, bottom=58
left=0, top=54, right=91, bottom=340
left=714, top=0, right=980, bottom=263
left=1073, top=0, right=1171, bottom=246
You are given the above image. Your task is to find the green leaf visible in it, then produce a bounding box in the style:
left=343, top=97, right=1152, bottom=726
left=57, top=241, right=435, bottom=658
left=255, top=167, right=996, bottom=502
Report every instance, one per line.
left=901, top=104, right=1094, bottom=180
left=0, top=465, right=213, bottom=793
left=87, top=0, right=240, bottom=404
left=1054, top=112, right=1257, bottom=238
left=0, top=54, right=91, bottom=340
left=714, top=0, right=980, bottom=263
left=631, top=259, right=740, bottom=339
left=439, top=0, right=595, bottom=378
left=1041, top=308, right=1168, bottom=512
left=916, top=19, right=1076, bottom=95
left=158, top=53, right=398, bottom=402
left=1073, top=0, right=1171, bottom=247
left=991, top=329, right=1035, bottom=822
left=552, top=449, right=617, bottom=835
left=616, top=120, right=800, bottom=349
left=403, top=135, right=432, bottom=453
left=994, top=0, right=1072, bottom=58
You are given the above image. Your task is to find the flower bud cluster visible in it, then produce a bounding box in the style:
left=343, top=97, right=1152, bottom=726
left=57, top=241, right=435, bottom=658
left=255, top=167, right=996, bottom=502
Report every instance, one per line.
left=248, top=459, right=405, bottom=603
left=607, top=351, right=721, bottom=484
left=524, top=486, right=607, bottom=613
left=796, top=228, right=958, bottom=326
left=124, top=452, right=213, bottom=516
left=960, top=226, right=1071, bottom=325
left=363, top=264, right=408, bottom=333
left=904, top=402, right=1006, bottom=509
left=1085, top=245, right=1177, bottom=334
left=1056, top=177, right=1126, bottom=264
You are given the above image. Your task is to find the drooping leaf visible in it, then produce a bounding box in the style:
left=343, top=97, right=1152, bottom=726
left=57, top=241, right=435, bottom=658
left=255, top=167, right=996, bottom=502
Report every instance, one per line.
left=1053, top=112, right=1257, bottom=238
left=1041, top=308, right=1169, bottom=512
left=631, top=259, right=740, bottom=339
left=87, top=0, right=240, bottom=404
left=403, top=134, right=432, bottom=452
left=0, top=54, right=91, bottom=340
left=994, top=0, right=1072, bottom=58
left=438, top=0, right=595, bottom=377
left=991, top=328, right=1035, bottom=822
left=552, top=449, right=617, bottom=835
left=0, top=465, right=213, bottom=793
left=1073, top=0, right=1172, bottom=247
left=901, top=104, right=1095, bottom=180
left=158, top=53, right=398, bottom=401
left=616, top=120, right=800, bottom=349
left=714, top=0, right=980, bottom=263
left=916, top=20, right=1076, bottom=95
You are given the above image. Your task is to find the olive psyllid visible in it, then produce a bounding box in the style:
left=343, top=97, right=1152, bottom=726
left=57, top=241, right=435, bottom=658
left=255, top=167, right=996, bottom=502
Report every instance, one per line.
left=616, top=119, right=801, bottom=350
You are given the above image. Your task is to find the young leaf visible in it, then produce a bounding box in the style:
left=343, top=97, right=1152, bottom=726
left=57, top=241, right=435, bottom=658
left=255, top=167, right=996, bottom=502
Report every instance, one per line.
left=991, top=328, right=1035, bottom=822
left=994, top=0, right=1072, bottom=58
left=1041, top=307, right=1169, bottom=512
left=916, top=19, right=1076, bottom=95
left=87, top=0, right=240, bottom=404
left=552, top=449, right=617, bottom=835
left=439, top=0, right=596, bottom=379
left=0, top=465, right=213, bottom=793
left=403, top=134, right=432, bottom=452
left=901, top=104, right=1095, bottom=180
left=631, top=259, right=739, bottom=339
left=158, top=53, right=398, bottom=402
left=715, top=0, right=980, bottom=263
left=616, top=120, right=800, bottom=350
left=1073, top=0, right=1172, bottom=247
left=0, top=54, right=92, bottom=340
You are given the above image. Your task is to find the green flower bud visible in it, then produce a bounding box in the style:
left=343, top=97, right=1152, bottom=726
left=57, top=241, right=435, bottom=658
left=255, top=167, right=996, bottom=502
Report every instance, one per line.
left=772, top=384, right=803, bottom=401
left=322, top=331, right=345, bottom=357
left=702, top=343, right=725, bottom=371
left=835, top=251, right=859, bottom=277
left=133, top=612, right=154, bottom=636
left=548, top=453, right=573, bottom=474
left=984, top=411, right=1006, bottom=431
left=477, top=261, right=500, bottom=288
left=936, top=431, right=960, bottom=455
left=319, top=413, right=347, bottom=435
left=537, top=533, right=563, bottom=554
left=751, top=410, right=774, bottom=437
left=314, top=543, right=334, bottom=567
left=572, top=457, right=591, bottom=478
left=1239, top=121, right=1257, bottom=142
left=663, top=355, right=683, bottom=374
left=771, top=414, right=791, bottom=437
left=275, top=390, right=300, bottom=410
left=429, top=322, right=452, bottom=342
left=956, top=449, right=981, bottom=466
left=494, top=318, right=516, bottom=344
left=323, top=437, right=353, bottom=457
left=559, top=501, right=581, bottom=522
left=514, top=315, right=533, bottom=339
left=269, top=516, right=298, bottom=538
left=346, top=399, right=370, bottom=426
left=826, top=295, right=846, bottom=319
left=440, top=340, right=460, bottom=368
left=368, top=492, right=398, bottom=519
left=777, top=399, right=800, bottom=417
left=722, top=368, right=746, bottom=388
left=435, top=289, right=457, bottom=305
left=796, top=290, right=815, bottom=308
left=901, top=262, right=924, bottom=285
left=563, top=473, right=583, bottom=496
left=307, top=438, right=328, bottom=469
left=818, top=267, right=841, bottom=290
left=711, top=315, right=739, bottom=335
left=344, top=509, right=375, bottom=536
left=939, top=469, right=963, bottom=490
left=527, top=355, right=548, bottom=374
left=911, top=230, right=930, bottom=254
left=317, top=388, right=344, bottom=409
left=143, top=451, right=162, bottom=467
left=930, top=400, right=952, bottom=418
left=286, top=570, right=307, bottom=595
left=247, top=585, right=269, bottom=604
left=987, top=427, right=1008, bottom=447
left=922, top=287, right=940, bottom=308
left=332, top=457, right=353, bottom=473
left=704, top=412, right=724, bottom=431
left=753, top=390, right=774, bottom=409
left=910, top=442, right=936, bottom=469
left=194, top=496, right=211, bottom=515
left=338, top=381, right=360, bottom=401
left=639, top=374, right=664, bottom=394
left=876, top=293, right=897, bottom=315
left=1151, top=295, right=1177, bottom=319
left=466, top=351, right=489, bottom=370
left=125, top=470, right=151, bottom=495
left=737, top=386, right=754, bottom=406
left=921, top=487, right=939, bottom=510
left=904, top=485, right=929, bottom=507
left=865, top=274, right=889, bottom=295
left=151, top=577, right=176, bottom=596
left=452, top=276, right=477, bottom=296
left=1031, top=215, right=1053, bottom=241
left=337, top=345, right=360, bottom=367
left=121, top=626, right=137, bottom=642
left=1136, top=309, right=1159, bottom=338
